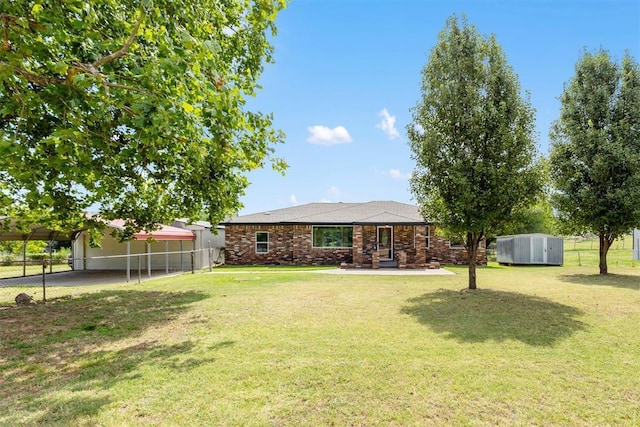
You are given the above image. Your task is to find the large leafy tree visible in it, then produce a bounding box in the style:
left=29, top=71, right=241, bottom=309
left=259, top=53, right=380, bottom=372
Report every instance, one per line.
left=549, top=49, right=640, bottom=275
left=0, top=0, right=286, bottom=238
left=408, top=15, right=544, bottom=289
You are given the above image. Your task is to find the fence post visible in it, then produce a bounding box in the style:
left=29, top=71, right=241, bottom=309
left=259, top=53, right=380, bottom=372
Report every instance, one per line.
left=180, top=241, right=184, bottom=272
left=147, top=242, right=151, bottom=279
left=138, top=255, right=141, bottom=284
left=42, top=258, right=47, bottom=302
left=191, top=251, right=195, bottom=274
left=22, top=241, right=27, bottom=277
left=126, top=241, right=131, bottom=282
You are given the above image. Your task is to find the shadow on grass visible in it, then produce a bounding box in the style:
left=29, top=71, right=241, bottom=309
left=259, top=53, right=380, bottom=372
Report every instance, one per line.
left=0, top=289, right=233, bottom=424
left=401, top=289, right=586, bottom=346
left=559, top=273, right=640, bottom=290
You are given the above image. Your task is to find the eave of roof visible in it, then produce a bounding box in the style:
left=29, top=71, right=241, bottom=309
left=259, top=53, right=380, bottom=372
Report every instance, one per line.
left=108, top=220, right=195, bottom=241
left=223, top=201, right=429, bottom=225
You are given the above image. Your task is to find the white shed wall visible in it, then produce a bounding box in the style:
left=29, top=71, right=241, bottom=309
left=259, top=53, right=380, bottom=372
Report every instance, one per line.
left=71, top=229, right=195, bottom=271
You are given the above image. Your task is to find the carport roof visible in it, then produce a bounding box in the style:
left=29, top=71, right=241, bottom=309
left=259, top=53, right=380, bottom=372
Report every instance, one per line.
left=108, top=220, right=195, bottom=241
left=0, top=217, right=80, bottom=241
left=0, top=217, right=195, bottom=241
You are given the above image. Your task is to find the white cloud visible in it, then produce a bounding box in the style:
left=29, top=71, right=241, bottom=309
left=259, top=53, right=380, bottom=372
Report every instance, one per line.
left=376, top=108, right=400, bottom=140
left=326, top=186, right=341, bottom=197
left=289, top=194, right=298, bottom=205
left=412, top=123, right=425, bottom=135
left=307, top=125, right=352, bottom=145
left=389, top=169, right=409, bottom=180
left=374, top=166, right=410, bottom=180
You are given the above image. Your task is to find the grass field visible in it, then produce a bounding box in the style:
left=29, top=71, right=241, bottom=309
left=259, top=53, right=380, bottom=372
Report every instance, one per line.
left=1, top=243, right=639, bottom=426
left=0, top=262, right=71, bottom=280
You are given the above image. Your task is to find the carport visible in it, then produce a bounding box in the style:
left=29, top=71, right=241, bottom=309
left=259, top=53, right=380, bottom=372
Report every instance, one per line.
left=0, top=217, right=79, bottom=277
left=72, top=220, right=196, bottom=282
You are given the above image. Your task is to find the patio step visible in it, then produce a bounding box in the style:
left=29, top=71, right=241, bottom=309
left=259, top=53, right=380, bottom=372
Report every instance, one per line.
left=379, top=260, right=398, bottom=268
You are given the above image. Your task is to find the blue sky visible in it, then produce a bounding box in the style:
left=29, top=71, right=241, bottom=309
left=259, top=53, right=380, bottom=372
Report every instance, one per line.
left=239, top=0, right=640, bottom=215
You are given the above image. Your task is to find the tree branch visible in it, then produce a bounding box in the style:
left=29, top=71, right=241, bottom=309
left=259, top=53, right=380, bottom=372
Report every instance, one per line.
left=65, top=11, right=143, bottom=84
left=0, top=14, right=45, bottom=32
left=0, top=62, right=64, bottom=85
left=92, top=11, right=144, bottom=69
left=4, top=11, right=142, bottom=87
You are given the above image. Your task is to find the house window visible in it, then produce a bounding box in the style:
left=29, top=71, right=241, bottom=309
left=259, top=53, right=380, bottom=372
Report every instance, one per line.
left=255, top=232, right=269, bottom=253
left=425, top=226, right=430, bottom=249
left=449, top=237, right=465, bottom=249
left=312, top=226, right=353, bottom=248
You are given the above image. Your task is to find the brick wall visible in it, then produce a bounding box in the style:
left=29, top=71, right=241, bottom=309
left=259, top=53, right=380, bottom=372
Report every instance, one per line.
left=224, top=224, right=486, bottom=266
left=426, top=225, right=487, bottom=265
left=225, top=225, right=351, bottom=265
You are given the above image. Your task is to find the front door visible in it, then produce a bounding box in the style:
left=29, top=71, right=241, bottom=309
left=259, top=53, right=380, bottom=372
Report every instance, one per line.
left=377, top=226, right=393, bottom=261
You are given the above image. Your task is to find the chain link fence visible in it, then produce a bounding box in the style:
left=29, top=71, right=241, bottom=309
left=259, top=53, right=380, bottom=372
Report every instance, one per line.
left=0, top=248, right=224, bottom=306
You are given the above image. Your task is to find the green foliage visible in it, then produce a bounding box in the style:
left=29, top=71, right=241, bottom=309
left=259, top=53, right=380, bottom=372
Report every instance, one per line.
left=0, top=0, right=287, bottom=237
left=407, top=15, right=544, bottom=287
left=0, top=240, right=46, bottom=256
left=549, top=49, right=640, bottom=273
left=502, top=197, right=558, bottom=236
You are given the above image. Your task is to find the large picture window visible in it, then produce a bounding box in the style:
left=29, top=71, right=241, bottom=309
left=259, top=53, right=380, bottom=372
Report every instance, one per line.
left=255, top=232, right=269, bottom=253
left=312, top=226, right=353, bottom=248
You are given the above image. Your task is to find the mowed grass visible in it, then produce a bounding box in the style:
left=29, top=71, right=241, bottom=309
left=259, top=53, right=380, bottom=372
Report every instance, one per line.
left=563, top=234, right=638, bottom=269
left=0, top=262, right=71, bottom=279
left=1, top=258, right=639, bottom=425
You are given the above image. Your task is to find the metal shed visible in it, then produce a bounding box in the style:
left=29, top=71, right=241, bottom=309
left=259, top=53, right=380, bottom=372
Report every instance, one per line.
left=496, top=234, right=563, bottom=266
left=633, top=229, right=640, bottom=261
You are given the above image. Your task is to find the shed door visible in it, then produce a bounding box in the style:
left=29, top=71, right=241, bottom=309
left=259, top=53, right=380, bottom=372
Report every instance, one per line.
left=531, top=236, right=547, bottom=264
left=377, top=226, right=393, bottom=261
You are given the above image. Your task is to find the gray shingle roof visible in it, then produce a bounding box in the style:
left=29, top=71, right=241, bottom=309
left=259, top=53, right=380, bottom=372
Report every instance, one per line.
left=223, top=201, right=428, bottom=225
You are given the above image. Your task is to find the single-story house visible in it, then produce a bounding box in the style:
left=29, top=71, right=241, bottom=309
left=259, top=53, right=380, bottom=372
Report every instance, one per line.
left=222, top=201, right=486, bottom=268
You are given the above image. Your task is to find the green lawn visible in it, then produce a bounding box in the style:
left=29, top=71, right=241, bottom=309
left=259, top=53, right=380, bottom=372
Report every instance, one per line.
left=564, top=235, right=638, bottom=269
left=1, top=258, right=639, bottom=425
left=0, top=262, right=71, bottom=279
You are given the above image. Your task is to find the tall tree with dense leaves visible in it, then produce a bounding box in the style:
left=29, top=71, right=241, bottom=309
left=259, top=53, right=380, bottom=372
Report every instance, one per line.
left=549, top=50, right=640, bottom=275
left=0, top=0, right=286, bottom=238
left=408, top=15, right=544, bottom=289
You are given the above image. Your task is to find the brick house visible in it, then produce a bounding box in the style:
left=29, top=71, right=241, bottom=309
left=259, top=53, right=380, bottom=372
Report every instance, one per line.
left=223, top=201, right=486, bottom=268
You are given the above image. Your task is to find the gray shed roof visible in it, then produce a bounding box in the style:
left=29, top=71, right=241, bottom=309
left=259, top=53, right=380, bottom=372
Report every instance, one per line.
left=223, top=201, right=428, bottom=225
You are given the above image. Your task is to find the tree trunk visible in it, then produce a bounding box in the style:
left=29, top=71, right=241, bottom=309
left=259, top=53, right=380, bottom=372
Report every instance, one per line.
left=598, top=233, right=612, bottom=275
left=466, top=233, right=479, bottom=289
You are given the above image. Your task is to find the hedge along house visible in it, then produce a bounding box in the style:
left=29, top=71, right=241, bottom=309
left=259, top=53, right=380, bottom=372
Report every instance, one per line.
left=223, top=201, right=486, bottom=268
